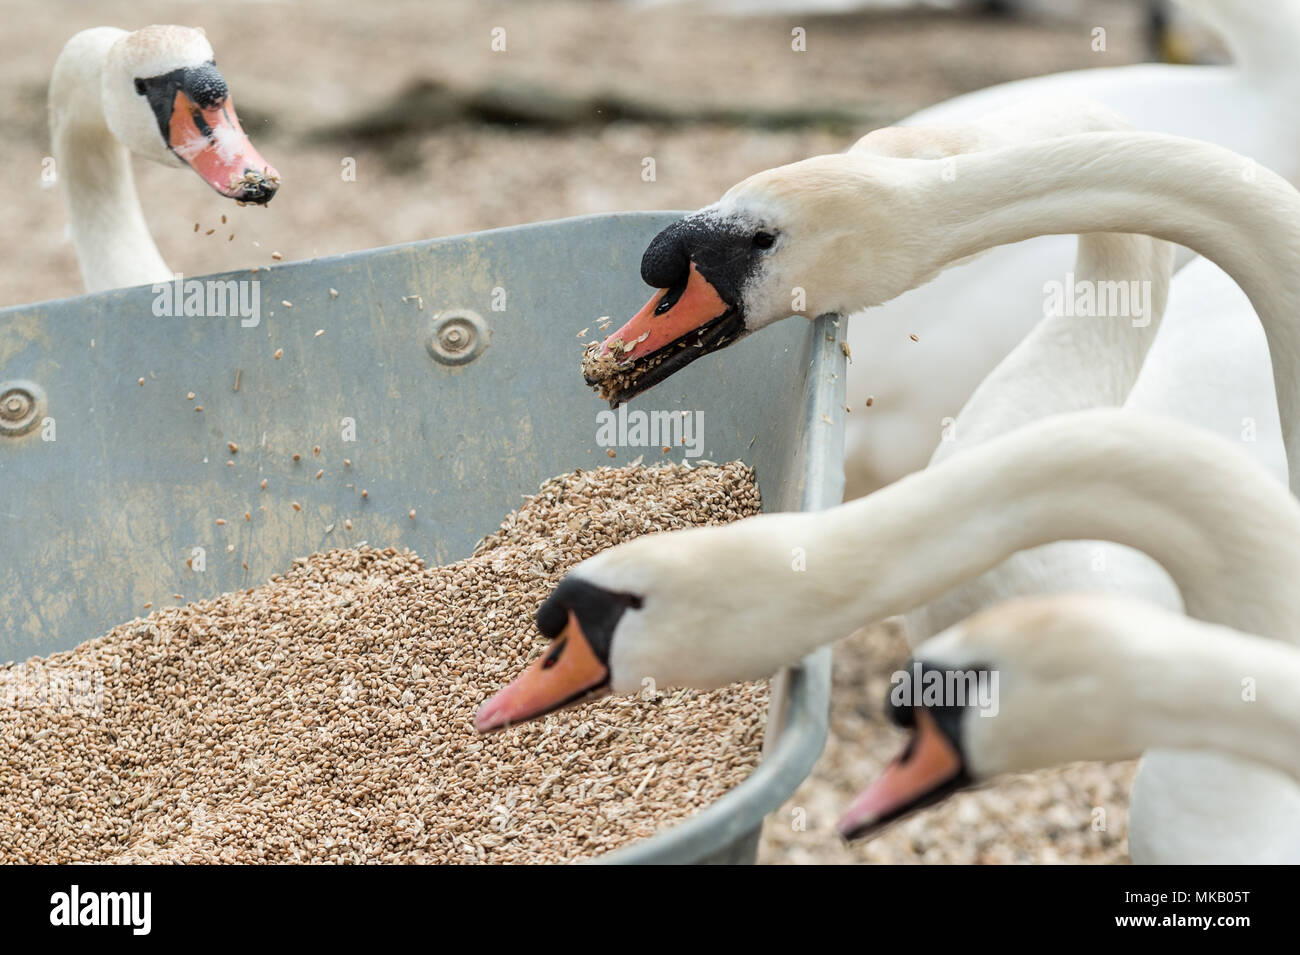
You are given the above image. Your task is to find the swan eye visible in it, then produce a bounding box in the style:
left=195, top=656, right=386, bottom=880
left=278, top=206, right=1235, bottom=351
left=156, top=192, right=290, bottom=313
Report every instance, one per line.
left=752, top=231, right=776, bottom=250
left=133, top=77, right=147, bottom=96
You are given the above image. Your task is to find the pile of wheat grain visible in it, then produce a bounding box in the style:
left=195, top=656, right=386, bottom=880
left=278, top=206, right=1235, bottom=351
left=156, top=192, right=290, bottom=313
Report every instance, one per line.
left=0, top=462, right=766, bottom=864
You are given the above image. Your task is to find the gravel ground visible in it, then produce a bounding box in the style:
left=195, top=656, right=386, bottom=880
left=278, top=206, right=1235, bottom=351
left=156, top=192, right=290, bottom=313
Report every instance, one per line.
left=3, top=0, right=1155, bottom=863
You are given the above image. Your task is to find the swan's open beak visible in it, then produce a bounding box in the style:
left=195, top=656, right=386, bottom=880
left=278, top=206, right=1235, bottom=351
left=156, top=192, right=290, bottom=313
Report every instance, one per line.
left=168, top=90, right=279, bottom=205
left=474, top=610, right=611, bottom=733
left=582, top=262, right=744, bottom=406
left=837, top=708, right=967, bottom=841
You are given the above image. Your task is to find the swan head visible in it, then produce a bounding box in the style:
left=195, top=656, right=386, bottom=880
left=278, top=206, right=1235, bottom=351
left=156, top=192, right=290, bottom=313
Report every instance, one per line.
left=474, top=519, right=803, bottom=732
left=101, top=25, right=279, bottom=203
left=584, top=153, right=934, bottom=404
left=837, top=593, right=1154, bottom=842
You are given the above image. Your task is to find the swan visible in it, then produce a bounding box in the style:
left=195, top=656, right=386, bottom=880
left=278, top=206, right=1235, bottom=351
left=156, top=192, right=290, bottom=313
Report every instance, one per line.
left=910, top=254, right=1288, bottom=637
left=586, top=0, right=1300, bottom=495
left=836, top=592, right=1300, bottom=862
left=846, top=0, right=1300, bottom=495
left=583, top=130, right=1300, bottom=499
left=855, top=106, right=1289, bottom=862
left=573, top=119, right=1300, bottom=861
left=475, top=408, right=1300, bottom=862
left=891, top=101, right=1285, bottom=643
left=835, top=100, right=1290, bottom=861
left=49, top=25, right=279, bottom=293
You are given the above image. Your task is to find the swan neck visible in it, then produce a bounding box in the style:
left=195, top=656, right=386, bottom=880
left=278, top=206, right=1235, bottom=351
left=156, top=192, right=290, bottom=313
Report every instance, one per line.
left=49, top=32, right=170, bottom=292
left=927, top=134, right=1300, bottom=490
left=803, top=414, right=1300, bottom=645
left=933, top=231, right=1172, bottom=458
left=1117, top=630, right=1300, bottom=784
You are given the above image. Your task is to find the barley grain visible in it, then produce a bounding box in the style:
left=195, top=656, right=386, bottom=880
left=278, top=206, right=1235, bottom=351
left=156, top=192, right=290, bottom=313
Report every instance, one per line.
left=0, top=463, right=764, bottom=864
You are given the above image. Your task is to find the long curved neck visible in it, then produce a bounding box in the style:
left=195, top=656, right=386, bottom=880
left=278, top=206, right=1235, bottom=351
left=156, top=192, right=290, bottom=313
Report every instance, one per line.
left=1044, top=615, right=1300, bottom=787
left=918, top=132, right=1300, bottom=488
left=932, top=232, right=1173, bottom=461
left=752, top=411, right=1300, bottom=656
left=859, top=104, right=1177, bottom=461
left=49, top=29, right=170, bottom=292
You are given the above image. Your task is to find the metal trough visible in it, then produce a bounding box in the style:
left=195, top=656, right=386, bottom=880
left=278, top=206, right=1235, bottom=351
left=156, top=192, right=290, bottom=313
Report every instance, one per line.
left=0, top=211, right=844, bottom=864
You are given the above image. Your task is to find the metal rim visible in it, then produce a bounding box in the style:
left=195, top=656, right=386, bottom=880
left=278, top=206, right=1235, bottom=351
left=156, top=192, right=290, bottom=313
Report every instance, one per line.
left=593, top=313, right=846, bottom=864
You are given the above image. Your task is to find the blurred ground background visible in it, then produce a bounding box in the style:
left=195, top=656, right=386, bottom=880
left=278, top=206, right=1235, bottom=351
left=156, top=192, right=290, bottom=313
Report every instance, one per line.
left=2, top=0, right=1184, bottom=863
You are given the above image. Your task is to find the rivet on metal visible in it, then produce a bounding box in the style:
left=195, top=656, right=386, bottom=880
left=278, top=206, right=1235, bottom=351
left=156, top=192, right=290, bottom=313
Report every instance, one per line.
left=427, top=310, right=490, bottom=366
left=0, top=380, right=44, bottom=437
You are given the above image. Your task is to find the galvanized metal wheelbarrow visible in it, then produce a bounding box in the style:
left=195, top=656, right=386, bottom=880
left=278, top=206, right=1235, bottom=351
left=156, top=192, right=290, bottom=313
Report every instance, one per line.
left=0, top=211, right=844, bottom=864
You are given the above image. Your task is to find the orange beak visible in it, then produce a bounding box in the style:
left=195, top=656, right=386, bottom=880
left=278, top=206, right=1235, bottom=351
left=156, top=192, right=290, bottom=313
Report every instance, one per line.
left=837, top=708, right=967, bottom=841
left=597, top=263, right=728, bottom=366
left=168, top=90, right=279, bottom=204
left=474, top=610, right=611, bottom=733
left=583, top=263, right=743, bottom=404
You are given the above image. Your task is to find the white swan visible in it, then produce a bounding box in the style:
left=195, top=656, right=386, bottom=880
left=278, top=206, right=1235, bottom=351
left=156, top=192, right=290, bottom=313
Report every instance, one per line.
left=48, top=25, right=279, bottom=293
left=857, top=106, right=1290, bottom=863
left=584, top=130, right=1300, bottom=498
left=911, top=258, right=1288, bottom=629
left=586, top=0, right=1300, bottom=495
left=475, top=409, right=1300, bottom=862
left=843, top=0, right=1300, bottom=495
left=890, top=101, right=1285, bottom=644
left=837, top=592, right=1300, bottom=862
left=571, top=126, right=1300, bottom=861
left=869, top=102, right=1184, bottom=642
